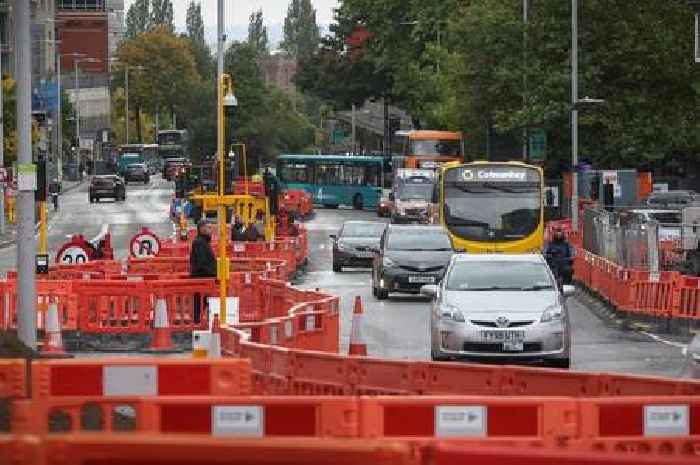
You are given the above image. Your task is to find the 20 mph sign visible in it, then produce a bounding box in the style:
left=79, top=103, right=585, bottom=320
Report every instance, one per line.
left=130, top=228, right=161, bottom=258
left=58, top=245, right=90, bottom=265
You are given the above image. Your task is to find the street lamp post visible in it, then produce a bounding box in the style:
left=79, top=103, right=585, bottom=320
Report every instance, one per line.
left=571, top=0, right=579, bottom=231
left=73, top=57, right=100, bottom=173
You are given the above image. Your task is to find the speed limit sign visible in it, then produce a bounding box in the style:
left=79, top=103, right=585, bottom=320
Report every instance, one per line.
left=56, top=236, right=92, bottom=265
left=130, top=227, right=161, bottom=258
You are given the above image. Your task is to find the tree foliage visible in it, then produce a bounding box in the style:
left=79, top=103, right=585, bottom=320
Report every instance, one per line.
left=125, top=0, right=150, bottom=39
left=298, top=0, right=700, bottom=169
left=150, top=0, right=174, bottom=32
left=281, top=0, right=321, bottom=57
left=115, top=27, right=200, bottom=117
left=248, top=9, right=269, bottom=55
left=186, top=1, right=205, bottom=44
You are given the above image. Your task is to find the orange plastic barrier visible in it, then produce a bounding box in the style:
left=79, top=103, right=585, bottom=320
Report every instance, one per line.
left=30, top=358, right=251, bottom=399
left=35, top=436, right=418, bottom=465
left=431, top=442, right=697, bottom=464
left=0, top=359, right=26, bottom=399
left=0, top=280, right=79, bottom=332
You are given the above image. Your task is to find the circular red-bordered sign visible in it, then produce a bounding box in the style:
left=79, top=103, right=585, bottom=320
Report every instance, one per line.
left=56, top=236, right=92, bottom=264
left=130, top=227, right=161, bottom=258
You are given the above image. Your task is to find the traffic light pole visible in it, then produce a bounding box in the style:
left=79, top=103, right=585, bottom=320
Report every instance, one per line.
left=16, top=0, right=37, bottom=350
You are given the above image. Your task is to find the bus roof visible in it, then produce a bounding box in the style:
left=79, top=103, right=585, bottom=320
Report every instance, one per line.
left=406, top=130, right=462, bottom=141
left=278, top=154, right=385, bottom=163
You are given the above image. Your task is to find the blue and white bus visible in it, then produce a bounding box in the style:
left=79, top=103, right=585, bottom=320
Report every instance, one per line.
left=276, top=154, right=384, bottom=210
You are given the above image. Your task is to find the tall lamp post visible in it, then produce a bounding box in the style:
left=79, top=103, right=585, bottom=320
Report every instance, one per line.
left=570, top=0, right=604, bottom=231
left=73, top=57, right=100, bottom=173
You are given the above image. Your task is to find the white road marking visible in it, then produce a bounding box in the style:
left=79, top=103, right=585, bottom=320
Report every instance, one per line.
left=90, top=223, right=110, bottom=243
left=639, top=331, right=687, bottom=350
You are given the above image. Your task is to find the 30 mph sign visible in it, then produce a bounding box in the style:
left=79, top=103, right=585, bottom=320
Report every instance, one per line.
left=130, top=228, right=161, bottom=258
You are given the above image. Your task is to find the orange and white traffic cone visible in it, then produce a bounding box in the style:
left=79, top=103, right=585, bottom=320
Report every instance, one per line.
left=142, top=297, right=181, bottom=353
left=40, top=301, right=71, bottom=358
left=209, top=313, right=222, bottom=358
left=348, top=296, right=367, bottom=356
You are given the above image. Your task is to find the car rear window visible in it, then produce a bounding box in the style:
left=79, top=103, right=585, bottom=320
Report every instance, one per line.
left=386, top=228, right=452, bottom=251
left=342, top=222, right=386, bottom=238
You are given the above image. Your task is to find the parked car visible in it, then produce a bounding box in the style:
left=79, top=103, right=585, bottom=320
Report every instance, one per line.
left=331, top=221, right=387, bottom=272
left=89, top=175, right=125, bottom=203
left=372, top=224, right=453, bottom=299
left=422, top=253, right=572, bottom=367
left=124, top=163, right=150, bottom=184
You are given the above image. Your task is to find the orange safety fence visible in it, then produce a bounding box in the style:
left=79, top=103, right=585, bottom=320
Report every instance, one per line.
left=3, top=394, right=700, bottom=462
left=573, top=249, right=700, bottom=320
left=0, top=280, right=79, bottom=331
left=29, top=357, right=251, bottom=399
left=0, top=359, right=26, bottom=399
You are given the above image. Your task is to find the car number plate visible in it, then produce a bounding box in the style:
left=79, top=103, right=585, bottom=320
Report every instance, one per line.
left=409, top=276, right=435, bottom=284
left=356, top=252, right=374, bottom=258
left=502, top=341, right=524, bottom=352
left=481, top=331, right=525, bottom=342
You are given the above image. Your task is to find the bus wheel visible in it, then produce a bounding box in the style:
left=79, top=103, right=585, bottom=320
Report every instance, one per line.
left=353, top=194, right=363, bottom=210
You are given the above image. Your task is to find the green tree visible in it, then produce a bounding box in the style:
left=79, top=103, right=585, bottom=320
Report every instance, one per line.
left=186, top=1, right=205, bottom=44
left=115, top=27, right=200, bottom=128
left=281, top=0, right=320, bottom=57
left=125, top=0, right=150, bottom=39
left=150, top=0, right=174, bottom=32
left=248, top=9, right=269, bottom=55
left=184, top=2, right=214, bottom=79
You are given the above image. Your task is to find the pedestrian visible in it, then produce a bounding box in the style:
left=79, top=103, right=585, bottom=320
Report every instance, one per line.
left=545, top=229, right=573, bottom=286
left=231, top=215, right=246, bottom=242
left=253, top=210, right=266, bottom=241
left=190, top=219, right=216, bottom=324
left=49, top=179, right=60, bottom=211
left=243, top=221, right=260, bottom=242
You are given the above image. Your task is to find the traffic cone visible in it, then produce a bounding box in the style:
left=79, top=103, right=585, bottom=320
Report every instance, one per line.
left=40, top=301, right=72, bottom=358
left=209, top=313, right=222, bottom=358
left=348, top=296, right=367, bottom=356
left=142, top=297, right=181, bottom=353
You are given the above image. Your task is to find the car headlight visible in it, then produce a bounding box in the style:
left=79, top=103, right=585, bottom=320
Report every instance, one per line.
left=383, top=256, right=395, bottom=268
left=440, top=303, right=465, bottom=322
left=337, top=242, right=348, bottom=252
left=541, top=305, right=563, bottom=322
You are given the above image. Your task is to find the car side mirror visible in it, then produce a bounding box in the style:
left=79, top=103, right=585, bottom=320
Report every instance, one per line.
left=562, top=285, right=576, bottom=297
left=420, top=284, right=439, bottom=298
left=329, top=234, right=337, bottom=240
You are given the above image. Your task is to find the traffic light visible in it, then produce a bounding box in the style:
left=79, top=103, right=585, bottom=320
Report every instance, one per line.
left=35, top=158, right=47, bottom=202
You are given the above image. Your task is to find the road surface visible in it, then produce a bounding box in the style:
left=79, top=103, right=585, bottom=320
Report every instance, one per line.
left=0, top=179, right=689, bottom=376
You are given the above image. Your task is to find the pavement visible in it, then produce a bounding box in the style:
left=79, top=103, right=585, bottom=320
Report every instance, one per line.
left=0, top=178, right=89, bottom=250
left=0, top=180, right=690, bottom=377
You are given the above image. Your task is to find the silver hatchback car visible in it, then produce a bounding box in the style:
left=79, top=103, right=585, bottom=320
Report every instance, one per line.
left=423, top=254, right=573, bottom=368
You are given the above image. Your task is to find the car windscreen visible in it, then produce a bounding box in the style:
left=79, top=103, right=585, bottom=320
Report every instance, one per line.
left=386, top=229, right=452, bottom=251
left=341, top=222, right=386, bottom=238
left=396, top=182, right=433, bottom=201
left=446, top=261, right=554, bottom=291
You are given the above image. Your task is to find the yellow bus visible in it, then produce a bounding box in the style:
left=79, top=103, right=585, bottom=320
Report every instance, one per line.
left=439, top=161, right=544, bottom=253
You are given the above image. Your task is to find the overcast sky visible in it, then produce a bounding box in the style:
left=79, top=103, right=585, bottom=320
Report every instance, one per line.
left=124, top=0, right=339, bottom=29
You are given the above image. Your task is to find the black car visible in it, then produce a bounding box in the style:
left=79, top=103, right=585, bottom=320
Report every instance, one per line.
left=89, top=175, right=126, bottom=203
left=372, top=225, right=453, bottom=300
left=331, top=221, right=387, bottom=272
left=125, top=163, right=150, bottom=184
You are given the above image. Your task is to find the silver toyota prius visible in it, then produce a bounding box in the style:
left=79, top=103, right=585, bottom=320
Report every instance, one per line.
left=422, top=253, right=573, bottom=368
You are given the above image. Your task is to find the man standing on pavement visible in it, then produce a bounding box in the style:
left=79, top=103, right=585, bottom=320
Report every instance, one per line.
left=190, top=219, right=216, bottom=323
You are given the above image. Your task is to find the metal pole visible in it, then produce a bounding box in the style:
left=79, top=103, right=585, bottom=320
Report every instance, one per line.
left=522, top=0, right=529, bottom=162
left=74, top=60, right=80, bottom=173
left=571, top=0, right=579, bottom=231
left=16, top=0, right=37, bottom=350
left=57, top=53, right=62, bottom=182
left=351, top=104, right=356, bottom=153
left=125, top=65, right=129, bottom=144
left=0, top=44, right=5, bottom=235
left=216, top=0, right=228, bottom=325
